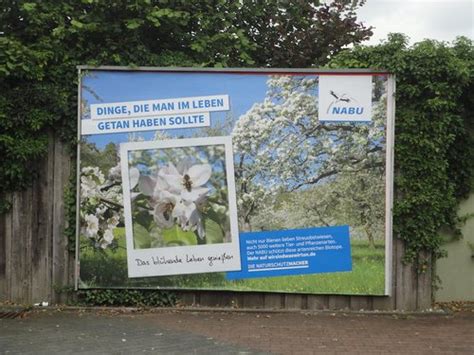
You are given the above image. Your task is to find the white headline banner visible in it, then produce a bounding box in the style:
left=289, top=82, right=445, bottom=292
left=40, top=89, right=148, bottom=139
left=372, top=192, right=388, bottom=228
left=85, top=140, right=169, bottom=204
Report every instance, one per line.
left=90, top=94, right=229, bottom=120
left=81, top=112, right=210, bottom=135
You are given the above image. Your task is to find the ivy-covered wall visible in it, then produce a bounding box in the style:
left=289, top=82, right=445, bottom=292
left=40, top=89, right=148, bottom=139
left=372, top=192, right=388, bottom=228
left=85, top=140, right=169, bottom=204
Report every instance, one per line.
left=329, top=34, right=474, bottom=266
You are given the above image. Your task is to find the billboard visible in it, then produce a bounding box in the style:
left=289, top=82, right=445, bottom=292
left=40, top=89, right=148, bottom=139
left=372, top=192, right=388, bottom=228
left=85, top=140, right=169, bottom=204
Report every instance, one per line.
left=76, top=68, right=394, bottom=295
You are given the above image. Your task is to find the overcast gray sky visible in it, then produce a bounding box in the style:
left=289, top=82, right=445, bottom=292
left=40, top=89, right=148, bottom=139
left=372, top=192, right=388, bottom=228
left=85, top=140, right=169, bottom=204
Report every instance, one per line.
left=356, top=0, right=473, bottom=45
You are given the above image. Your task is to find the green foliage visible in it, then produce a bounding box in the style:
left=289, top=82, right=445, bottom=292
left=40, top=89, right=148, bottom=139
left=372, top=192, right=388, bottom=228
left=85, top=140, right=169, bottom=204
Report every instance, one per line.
left=229, top=0, right=373, bottom=67
left=329, top=34, right=474, bottom=263
left=81, top=142, right=118, bottom=175
left=76, top=289, right=176, bottom=307
left=64, top=163, right=77, bottom=251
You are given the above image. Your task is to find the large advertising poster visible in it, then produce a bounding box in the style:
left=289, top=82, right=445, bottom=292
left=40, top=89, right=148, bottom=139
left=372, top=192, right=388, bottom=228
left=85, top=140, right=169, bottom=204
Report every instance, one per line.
left=77, top=68, right=394, bottom=295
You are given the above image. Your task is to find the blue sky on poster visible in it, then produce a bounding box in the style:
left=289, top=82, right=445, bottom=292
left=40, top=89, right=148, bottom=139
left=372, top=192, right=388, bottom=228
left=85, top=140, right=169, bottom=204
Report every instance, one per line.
left=82, top=71, right=380, bottom=150
left=82, top=72, right=270, bottom=148
left=356, top=0, right=473, bottom=45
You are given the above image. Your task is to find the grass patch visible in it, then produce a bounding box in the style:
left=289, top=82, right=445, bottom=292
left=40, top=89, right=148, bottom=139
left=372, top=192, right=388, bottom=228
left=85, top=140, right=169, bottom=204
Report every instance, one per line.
left=79, top=230, right=385, bottom=295
left=226, top=258, right=384, bottom=294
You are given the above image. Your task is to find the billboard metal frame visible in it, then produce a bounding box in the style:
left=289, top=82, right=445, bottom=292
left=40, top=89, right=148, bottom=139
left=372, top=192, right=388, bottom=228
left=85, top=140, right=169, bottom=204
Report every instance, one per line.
left=75, top=66, right=395, bottom=297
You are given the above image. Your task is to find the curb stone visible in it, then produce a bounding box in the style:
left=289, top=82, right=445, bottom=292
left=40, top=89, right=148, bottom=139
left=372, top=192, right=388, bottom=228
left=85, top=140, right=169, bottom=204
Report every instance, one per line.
left=24, top=305, right=452, bottom=317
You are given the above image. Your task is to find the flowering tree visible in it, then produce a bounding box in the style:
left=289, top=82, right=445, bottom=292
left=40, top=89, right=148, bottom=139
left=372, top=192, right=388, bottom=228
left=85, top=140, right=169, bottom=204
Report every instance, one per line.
left=232, top=75, right=386, bottom=237
left=251, top=171, right=385, bottom=247
left=80, top=165, right=130, bottom=250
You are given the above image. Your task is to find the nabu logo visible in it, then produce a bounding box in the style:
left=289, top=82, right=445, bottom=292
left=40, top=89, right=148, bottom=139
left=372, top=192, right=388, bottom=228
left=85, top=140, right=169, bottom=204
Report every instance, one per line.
left=326, top=90, right=364, bottom=115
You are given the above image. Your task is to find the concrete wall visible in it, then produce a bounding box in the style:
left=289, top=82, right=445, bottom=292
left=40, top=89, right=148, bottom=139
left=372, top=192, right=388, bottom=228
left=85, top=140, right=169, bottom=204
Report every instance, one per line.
left=436, top=193, right=474, bottom=302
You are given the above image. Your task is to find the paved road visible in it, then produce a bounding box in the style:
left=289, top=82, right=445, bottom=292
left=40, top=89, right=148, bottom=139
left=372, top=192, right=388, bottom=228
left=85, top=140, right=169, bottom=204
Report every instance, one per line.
left=0, top=310, right=263, bottom=354
left=0, top=308, right=473, bottom=354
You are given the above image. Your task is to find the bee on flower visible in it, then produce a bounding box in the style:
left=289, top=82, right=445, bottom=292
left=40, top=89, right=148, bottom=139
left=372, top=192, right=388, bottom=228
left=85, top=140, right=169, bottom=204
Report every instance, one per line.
left=137, top=159, right=212, bottom=240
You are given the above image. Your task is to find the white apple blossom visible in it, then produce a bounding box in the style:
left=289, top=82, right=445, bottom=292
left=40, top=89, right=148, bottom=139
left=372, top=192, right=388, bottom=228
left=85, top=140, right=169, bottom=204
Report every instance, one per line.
left=129, top=167, right=139, bottom=190
left=173, top=199, right=204, bottom=235
left=232, top=75, right=387, bottom=231
left=152, top=190, right=179, bottom=229
left=136, top=160, right=212, bottom=240
left=80, top=167, right=105, bottom=199
left=108, top=164, right=121, bottom=181
left=80, top=165, right=124, bottom=250
left=107, top=215, right=120, bottom=229
left=160, top=162, right=211, bottom=203
left=100, top=229, right=115, bottom=249
left=84, top=214, right=99, bottom=238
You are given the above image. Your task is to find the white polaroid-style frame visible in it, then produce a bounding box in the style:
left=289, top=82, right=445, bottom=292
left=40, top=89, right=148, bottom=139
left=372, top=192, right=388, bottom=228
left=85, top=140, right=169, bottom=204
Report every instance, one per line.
left=120, top=136, right=241, bottom=278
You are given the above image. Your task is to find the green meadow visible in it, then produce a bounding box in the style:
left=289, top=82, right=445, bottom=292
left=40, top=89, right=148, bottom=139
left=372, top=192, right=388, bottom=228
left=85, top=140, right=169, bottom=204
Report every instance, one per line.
left=79, top=229, right=385, bottom=295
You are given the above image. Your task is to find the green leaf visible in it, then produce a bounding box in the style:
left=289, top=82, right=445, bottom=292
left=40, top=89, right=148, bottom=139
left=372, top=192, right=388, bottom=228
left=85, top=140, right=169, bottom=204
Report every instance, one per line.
left=21, top=3, right=37, bottom=12
left=133, top=224, right=151, bottom=249
left=162, top=225, right=197, bottom=246
left=71, top=19, right=84, bottom=28
left=126, top=19, right=143, bottom=30
left=205, top=206, right=226, bottom=225
left=203, top=217, right=224, bottom=244
left=113, top=227, right=126, bottom=249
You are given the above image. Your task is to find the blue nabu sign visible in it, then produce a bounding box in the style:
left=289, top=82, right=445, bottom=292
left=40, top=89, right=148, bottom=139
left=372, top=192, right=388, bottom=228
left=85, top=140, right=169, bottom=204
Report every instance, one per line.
left=332, top=106, right=364, bottom=115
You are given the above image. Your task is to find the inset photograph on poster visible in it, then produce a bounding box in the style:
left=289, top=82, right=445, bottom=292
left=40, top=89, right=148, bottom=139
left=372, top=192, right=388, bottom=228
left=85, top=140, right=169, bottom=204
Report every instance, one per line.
left=120, top=137, right=241, bottom=277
